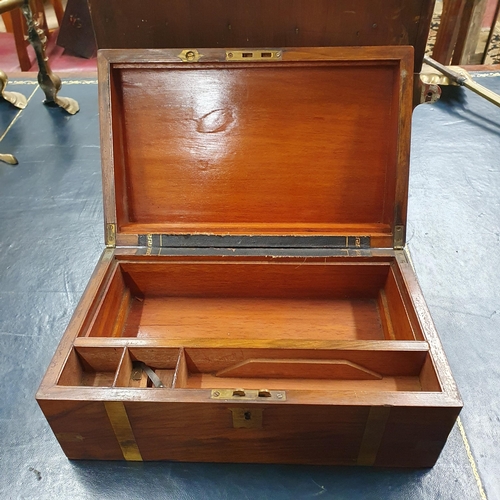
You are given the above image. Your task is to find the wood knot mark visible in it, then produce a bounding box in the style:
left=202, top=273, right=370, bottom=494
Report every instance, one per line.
left=195, top=109, right=234, bottom=133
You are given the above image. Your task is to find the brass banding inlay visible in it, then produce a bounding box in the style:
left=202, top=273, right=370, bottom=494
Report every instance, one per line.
left=104, top=401, right=142, bottom=461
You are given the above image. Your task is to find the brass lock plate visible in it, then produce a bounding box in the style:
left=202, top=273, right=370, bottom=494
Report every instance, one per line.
left=226, top=50, right=282, bottom=61
left=211, top=388, right=286, bottom=401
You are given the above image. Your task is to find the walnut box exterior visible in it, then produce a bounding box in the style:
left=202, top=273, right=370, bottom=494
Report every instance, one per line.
left=36, top=47, right=462, bottom=466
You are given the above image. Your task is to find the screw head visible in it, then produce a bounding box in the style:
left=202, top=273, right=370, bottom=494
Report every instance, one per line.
left=213, top=391, right=220, bottom=397
left=277, top=393, right=283, bottom=399
left=186, top=50, right=195, bottom=61
left=227, top=52, right=233, bottom=58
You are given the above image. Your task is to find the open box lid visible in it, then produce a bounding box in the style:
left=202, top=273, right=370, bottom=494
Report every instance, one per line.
left=98, top=47, right=413, bottom=250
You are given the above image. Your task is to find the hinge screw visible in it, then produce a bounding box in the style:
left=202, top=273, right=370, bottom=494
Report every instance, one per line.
left=213, top=391, right=220, bottom=397
left=277, top=393, right=283, bottom=399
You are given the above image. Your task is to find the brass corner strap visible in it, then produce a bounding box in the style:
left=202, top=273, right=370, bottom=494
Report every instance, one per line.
left=104, top=401, right=142, bottom=461
left=357, top=406, right=391, bottom=466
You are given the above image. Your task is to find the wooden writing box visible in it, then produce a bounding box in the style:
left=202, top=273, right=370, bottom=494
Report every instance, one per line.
left=36, top=47, right=462, bottom=467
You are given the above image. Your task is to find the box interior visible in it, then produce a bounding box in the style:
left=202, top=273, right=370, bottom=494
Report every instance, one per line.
left=58, top=257, right=441, bottom=393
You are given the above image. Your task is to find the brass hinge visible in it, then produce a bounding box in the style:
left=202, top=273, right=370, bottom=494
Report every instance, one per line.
left=226, top=50, right=282, bottom=61
left=106, top=223, right=116, bottom=247
left=394, top=225, right=405, bottom=249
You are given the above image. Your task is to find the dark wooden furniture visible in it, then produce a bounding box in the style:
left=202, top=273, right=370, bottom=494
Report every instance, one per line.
left=36, top=46, right=461, bottom=467
left=431, top=0, right=499, bottom=65
left=57, top=0, right=97, bottom=59
left=87, top=0, right=436, bottom=72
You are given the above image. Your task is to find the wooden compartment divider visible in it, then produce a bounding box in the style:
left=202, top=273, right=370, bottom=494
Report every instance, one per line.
left=58, top=340, right=437, bottom=392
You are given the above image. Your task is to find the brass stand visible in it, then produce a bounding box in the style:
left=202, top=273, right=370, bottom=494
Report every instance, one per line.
left=0, top=153, right=18, bottom=165
left=0, top=70, right=27, bottom=109
left=0, top=70, right=21, bottom=165
left=0, top=0, right=80, bottom=165
left=21, top=0, right=79, bottom=114
left=0, top=0, right=79, bottom=114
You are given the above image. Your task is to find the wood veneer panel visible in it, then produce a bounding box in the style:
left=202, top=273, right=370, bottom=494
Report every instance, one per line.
left=172, top=349, right=188, bottom=388
left=89, top=0, right=433, bottom=72
left=127, top=347, right=181, bottom=368
left=183, top=347, right=427, bottom=377
left=215, top=358, right=383, bottom=380
left=110, top=288, right=131, bottom=337
left=74, top=336, right=428, bottom=352
left=120, top=262, right=390, bottom=299
left=57, top=349, right=83, bottom=386
left=420, top=353, right=442, bottom=392
left=124, top=297, right=384, bottom=341
left=114, top=63, right=398, bottom=233
left=125, top=401, right=369, bottom=464
left=185, top=374, right=422, bottom=392
left=377, top=290, right=396, bottom=340
left=58, top=347, right=124, bottom=387
left=384, top=269, right=416, bottom=340
left=85, top=267, right=128, bottom=337
left=114, top=349, right=132, bottom=387
left=75, top=346, right=125, bottom=372
left=155, top=370, right=175, bottom=387
left=374, top=406, right=461, bottom=467
left=82, top=372, right=115, bottom=387
left=38, top=400, right=124, bottom=460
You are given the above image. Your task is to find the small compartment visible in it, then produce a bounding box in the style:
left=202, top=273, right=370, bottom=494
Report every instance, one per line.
left=172, top=347, right=441, bottom=393
left=58, top=347, right=125, bottom=387
left=114, top=347, right=183, bottom=388
left=82, top=257, right=423, bottom=342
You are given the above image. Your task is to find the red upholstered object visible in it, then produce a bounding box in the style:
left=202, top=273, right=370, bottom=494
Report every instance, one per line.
left=0, top=31, right=96, bottom=73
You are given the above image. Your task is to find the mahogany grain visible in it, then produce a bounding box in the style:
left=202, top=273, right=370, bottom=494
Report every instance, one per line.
left=36, top=48, right=461, bottom=467
left=185, top=374, right=423, bottom=392
left=124, top=297, right=385, bottom=341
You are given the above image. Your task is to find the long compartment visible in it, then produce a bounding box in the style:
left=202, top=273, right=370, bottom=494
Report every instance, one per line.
left=81, top=257, right=421, bottom=342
